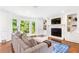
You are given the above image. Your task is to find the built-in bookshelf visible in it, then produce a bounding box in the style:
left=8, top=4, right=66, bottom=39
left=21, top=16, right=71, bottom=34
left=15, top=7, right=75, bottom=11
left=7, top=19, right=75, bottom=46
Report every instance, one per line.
left=67, top=14, right=77, bottom=32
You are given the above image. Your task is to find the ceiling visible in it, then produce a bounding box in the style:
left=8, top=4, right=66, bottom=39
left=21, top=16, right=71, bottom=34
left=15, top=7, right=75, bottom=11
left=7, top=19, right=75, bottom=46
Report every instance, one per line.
left=0, top=6, right=79, bottom=18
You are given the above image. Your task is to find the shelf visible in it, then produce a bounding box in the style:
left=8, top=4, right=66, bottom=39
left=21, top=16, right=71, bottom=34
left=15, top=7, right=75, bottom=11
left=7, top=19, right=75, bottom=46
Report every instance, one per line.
left=67, top=14, right=77, bottom=32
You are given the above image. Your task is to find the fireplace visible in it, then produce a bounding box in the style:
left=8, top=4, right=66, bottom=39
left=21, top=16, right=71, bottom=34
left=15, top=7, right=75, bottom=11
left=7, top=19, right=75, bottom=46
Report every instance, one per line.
left=51, top=28, right=62, bottom=37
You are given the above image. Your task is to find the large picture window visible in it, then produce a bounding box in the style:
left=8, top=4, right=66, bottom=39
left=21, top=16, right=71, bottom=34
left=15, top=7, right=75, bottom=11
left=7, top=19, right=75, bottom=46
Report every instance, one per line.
left=12, top=19, right=17, bottom=32
left=12, top=19, right=35, bottom=34
left=32, top=21, right=35, bottom=33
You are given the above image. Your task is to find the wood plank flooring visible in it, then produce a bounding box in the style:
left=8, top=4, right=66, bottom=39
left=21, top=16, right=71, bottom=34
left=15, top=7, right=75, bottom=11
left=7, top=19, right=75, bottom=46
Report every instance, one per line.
left=0, top=41, right=13, bottom=53
left=62, top=40, right=79, bottom=53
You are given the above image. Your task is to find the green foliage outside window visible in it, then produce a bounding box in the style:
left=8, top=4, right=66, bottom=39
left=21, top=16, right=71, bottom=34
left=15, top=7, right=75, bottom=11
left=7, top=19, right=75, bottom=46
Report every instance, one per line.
left=20, top=20, right=29, bottom=33
left=32, top=21, right=35, bottom=33
left=12, top=19, right=17, bottom=32
left=24, top=21, right=29, bottom=33
left=20, top=20, right=25, bottom=33
left=12, top=19, right=35, bottom=34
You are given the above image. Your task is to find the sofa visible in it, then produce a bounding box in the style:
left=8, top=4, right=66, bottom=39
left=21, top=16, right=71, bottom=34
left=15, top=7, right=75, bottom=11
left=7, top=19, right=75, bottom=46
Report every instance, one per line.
left=12, top=33, right=53, bottom=53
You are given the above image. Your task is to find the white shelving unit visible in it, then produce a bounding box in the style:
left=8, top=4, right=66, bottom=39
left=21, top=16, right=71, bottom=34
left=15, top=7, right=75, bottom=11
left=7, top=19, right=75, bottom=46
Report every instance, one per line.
left=67, top=14, right=77, bottom=32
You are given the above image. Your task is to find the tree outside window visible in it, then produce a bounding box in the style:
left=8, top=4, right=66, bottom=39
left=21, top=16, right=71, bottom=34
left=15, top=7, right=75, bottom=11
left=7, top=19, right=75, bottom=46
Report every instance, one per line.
left=32, top=21, right=35, bottom=33
left=20, top=20, right=25, bottom=33
left=24, top=21, right=29, bottom=33
left=20, top=20, right=29, bottom=33
left=12, top=19, right=17, bottom=32
left=12, top=19, right=35, bottom=34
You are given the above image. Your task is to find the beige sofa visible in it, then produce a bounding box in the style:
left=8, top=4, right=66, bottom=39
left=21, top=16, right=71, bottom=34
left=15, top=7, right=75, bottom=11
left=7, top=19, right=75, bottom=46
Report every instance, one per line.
left=12, top=34, right=53, bottom=53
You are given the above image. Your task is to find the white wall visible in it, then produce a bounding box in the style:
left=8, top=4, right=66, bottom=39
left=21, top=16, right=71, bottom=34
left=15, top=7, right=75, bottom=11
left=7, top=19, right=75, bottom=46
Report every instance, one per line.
left=0, top=10, right=26, bottom=42
left=0, top=10, right=12, bottom=42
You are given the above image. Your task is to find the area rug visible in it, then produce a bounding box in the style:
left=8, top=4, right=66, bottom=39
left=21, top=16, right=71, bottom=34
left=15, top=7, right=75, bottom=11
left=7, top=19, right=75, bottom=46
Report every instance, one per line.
left=53, top=43, right=69, bottom=53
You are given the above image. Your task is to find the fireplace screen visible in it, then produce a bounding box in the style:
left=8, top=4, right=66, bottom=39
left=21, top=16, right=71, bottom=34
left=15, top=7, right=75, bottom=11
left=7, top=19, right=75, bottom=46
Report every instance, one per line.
left=51, top=28, right=62, bottom=37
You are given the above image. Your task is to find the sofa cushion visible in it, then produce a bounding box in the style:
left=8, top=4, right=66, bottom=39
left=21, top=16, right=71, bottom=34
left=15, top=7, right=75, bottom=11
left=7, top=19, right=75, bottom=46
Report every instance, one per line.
left=33, top=37, right=48, bottom=42
left=21, top=33, right=40, bottom=47
left=23, top=45, right=30, bottom=50
left=15, top=31, right=22, bottom=38
left=21, top=33, right=32, bottom=47
left=21, top=33, right=27, bottom=39
left=29, top=39, right=38, bottom=46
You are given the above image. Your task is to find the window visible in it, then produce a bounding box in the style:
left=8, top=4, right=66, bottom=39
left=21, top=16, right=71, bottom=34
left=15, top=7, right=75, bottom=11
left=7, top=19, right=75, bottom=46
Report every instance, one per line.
left=20, top=20, right=25, bottom=33
left=32, top=21, right=35, bottom=33
left=20, top=20, right=29, bottom=33
left=12, top=19, right=17, bottom=32
left=12, top=19, right=35, bottom=34
left=24, top=21, right=29, bottom=33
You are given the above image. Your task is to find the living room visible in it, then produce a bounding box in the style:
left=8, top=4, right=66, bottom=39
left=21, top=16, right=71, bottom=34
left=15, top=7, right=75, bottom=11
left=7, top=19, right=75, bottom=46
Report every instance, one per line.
left=0, top=6, right=79, bottom=53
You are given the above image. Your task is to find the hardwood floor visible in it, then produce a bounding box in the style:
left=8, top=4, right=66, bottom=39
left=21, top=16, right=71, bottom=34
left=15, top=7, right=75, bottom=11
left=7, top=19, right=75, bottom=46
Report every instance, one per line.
left=0, top=40, right=79, bottom=53
left=62, top=40, right=79, bottom=53
left=0, top=41, right=13, bottom=53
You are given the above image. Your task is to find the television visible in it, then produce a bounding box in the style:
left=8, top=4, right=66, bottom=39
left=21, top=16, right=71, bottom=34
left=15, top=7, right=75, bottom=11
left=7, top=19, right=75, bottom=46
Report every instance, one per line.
left=51, top=28, right=62, bottom=37
left=51, top=18, right=61, bottom=24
